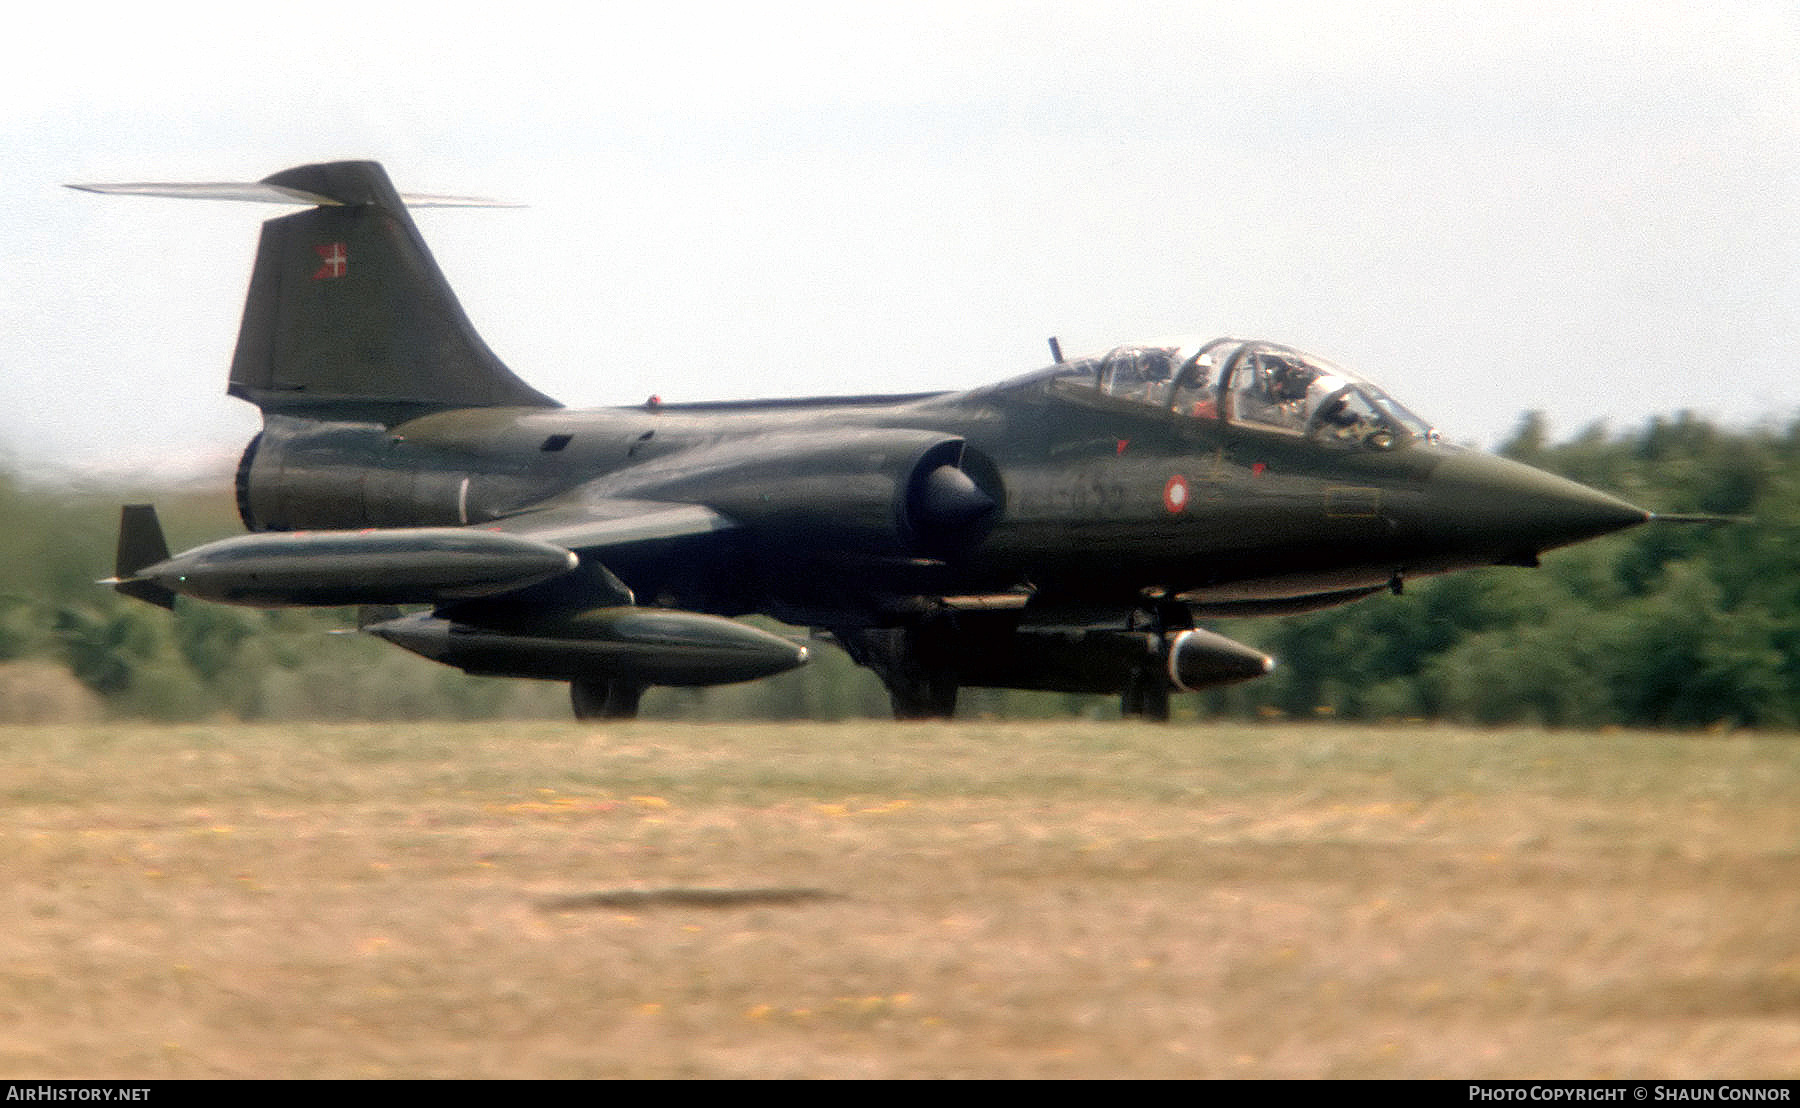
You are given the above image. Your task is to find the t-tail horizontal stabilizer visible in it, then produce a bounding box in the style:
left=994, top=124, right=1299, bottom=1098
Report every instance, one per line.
left=70, top=160, right=559, bottom=421
left=65, top=180, right=522, bottom=209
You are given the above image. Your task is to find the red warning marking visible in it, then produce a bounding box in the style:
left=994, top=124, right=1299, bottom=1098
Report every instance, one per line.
left=313, top=242, right=348, bottom=280
left=1116, top=439, right=1130, bottom=455
left=1162, top=474, right=1190, bottom=514
left=1251, top=462, right=1267, bottom=477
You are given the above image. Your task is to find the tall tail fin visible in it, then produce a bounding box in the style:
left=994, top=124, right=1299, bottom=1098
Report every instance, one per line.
left=73, top=161, right=559, bottom=421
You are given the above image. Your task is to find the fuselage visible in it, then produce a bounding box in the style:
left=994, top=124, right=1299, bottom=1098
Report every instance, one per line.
left=233, top=339, right=1647, bottom=631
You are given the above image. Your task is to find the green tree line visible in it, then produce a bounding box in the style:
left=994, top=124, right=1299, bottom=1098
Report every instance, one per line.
left=0, top=411, right=1794, bottom=727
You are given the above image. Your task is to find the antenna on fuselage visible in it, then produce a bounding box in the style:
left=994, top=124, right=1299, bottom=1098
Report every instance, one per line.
left=1047, top=337, right=1064, bottom=364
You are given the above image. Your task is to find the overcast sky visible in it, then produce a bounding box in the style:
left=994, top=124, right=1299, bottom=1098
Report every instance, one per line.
left=3, top=1, right=1796, bottom=478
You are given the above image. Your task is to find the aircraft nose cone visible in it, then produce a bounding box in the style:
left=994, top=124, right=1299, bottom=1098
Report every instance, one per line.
left=1429, top=451, right=1650, bottom=562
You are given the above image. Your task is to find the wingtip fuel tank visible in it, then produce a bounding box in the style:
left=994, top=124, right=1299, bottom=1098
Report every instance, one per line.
left=110, top=506, right=579, bottom=608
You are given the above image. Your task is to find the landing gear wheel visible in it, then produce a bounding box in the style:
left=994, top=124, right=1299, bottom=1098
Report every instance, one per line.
left=889, top=668, right=959, bottom=721
left=851, top=620, right=960, bottom=720
left=571, top=677, right=644, bottom=720
left=1121, top=667, right=1172, bottom=722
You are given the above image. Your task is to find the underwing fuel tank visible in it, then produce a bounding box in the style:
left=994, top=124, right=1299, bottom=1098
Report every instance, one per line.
left=949, top=625, right=1272, bottom=694
left=364, top=607, right=811, bottom=687
left=117, top=520, right=579, bottom=608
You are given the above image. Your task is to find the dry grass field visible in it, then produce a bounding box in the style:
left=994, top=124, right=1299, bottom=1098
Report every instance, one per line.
left=2, top=719, right=1797, bottom=1078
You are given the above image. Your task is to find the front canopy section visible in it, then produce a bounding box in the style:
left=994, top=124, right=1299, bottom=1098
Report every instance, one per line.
left=1050, top=337, right=1437, bottom=450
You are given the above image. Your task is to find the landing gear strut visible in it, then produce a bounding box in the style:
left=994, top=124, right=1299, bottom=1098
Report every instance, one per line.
left=571, top=677, right=644, bottom=720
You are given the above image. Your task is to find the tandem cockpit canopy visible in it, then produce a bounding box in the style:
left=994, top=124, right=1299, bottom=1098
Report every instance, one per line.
left=1051, top=337, right=1437, bottom=450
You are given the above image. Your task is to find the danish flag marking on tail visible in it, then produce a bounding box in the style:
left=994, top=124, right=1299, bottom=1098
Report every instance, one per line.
left=313, top=242, right=348, bottom=280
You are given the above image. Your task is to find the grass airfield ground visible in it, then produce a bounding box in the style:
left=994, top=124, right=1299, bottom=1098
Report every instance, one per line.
left=2, top=720, right=1797, bottom=1079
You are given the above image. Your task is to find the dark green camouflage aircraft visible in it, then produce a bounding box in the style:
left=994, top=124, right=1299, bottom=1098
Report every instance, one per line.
left=75, top=160, right=1654, bottom=720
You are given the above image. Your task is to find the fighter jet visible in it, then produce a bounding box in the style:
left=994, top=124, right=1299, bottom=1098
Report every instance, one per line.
left=75, top=160, right=1652, bottom=720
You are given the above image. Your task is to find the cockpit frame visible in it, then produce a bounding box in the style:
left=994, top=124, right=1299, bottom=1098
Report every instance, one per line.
left=1042, top=336, right=1435, bottom=451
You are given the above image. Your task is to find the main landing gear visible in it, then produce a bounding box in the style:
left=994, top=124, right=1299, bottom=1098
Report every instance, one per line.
left=847, top=620, right=960, bottom=720
left=570, top=677, right=644, bottom=720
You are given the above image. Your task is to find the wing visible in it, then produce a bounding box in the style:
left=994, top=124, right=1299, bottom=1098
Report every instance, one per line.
left=366, top=500, right=804, bottom=690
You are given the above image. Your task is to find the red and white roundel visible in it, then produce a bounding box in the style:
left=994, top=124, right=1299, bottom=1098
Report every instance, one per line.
left=1162, top=474, right=1190, bottom=514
